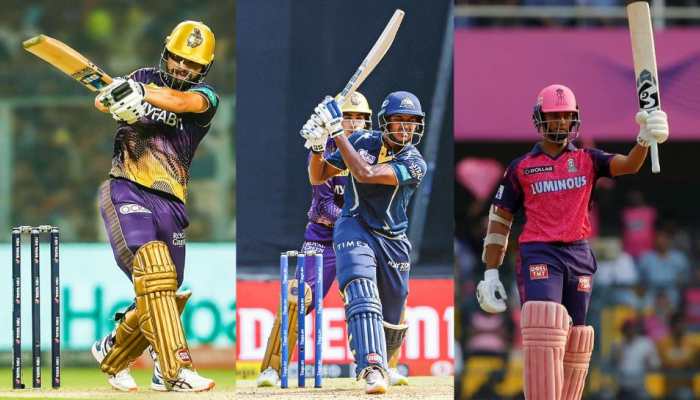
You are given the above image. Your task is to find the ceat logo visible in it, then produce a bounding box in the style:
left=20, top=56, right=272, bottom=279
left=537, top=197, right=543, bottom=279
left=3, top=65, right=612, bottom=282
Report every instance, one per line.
left=529, top=264, right=549, bottom=280
left=366, top=353, right=383, bottom=365
left=177, top=349, right=192, bottom=362
left=577, top=276, right=592, bottom=292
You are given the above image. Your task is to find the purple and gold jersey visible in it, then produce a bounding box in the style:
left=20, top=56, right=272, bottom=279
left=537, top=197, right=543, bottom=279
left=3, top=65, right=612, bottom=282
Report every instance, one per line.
left=109, top=68, right=219, bottom=203
left=305, top=138, right=348, bottom=242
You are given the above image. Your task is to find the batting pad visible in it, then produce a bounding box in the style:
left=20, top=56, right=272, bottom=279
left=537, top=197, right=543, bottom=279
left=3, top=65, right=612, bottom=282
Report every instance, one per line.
left=344, top=278, right=388, bottom=378
left=521, top=301, right=570, bottom=400
left=383, top=320, right=408, bottom=361
left=101, top=291, right=191, bottom=376
left=561, top=325, right=594, bottom=400
left=261, top=279, right=312, bottom=372
left=132, top=241, right=192, bottom=381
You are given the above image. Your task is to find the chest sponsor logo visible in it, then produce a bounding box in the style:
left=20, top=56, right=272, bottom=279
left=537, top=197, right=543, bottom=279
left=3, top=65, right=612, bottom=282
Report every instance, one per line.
left=335, top=240, right=369, bottom=251
left=529, top=264, right=549, bottom=280
left=530, top=176, right=587, bottom=195
left=144, top=102, right=181, bottom=127
left=119, top=204, right=152, bottom=215
left=577, top=276, right=592, bottom=292
left=523, top=165, right=554, bottom=175
left=358, top=149, right=376, bottom=164
left=567, top=158, right=577, bottom=173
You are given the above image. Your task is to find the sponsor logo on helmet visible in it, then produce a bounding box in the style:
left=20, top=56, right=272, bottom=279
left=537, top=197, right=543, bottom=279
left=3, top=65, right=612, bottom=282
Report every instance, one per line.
left=366, top=353, right=383, bottom=365
left=529, top=264, right=549, bottom=280
left=350, top=92, right=362, bottom=106
left=399, top=97, right=415, bottom=109
left=555, top=88, right=567, bottom=106
left=187, top=28, right=204, bottom=48
left=567, top=158, right=577, bottom=173
left=176, top=349, right=192, bottom=362
left=381, top=99, right=389, bottom=109
left=119, top=204, right=152, bottom=215
left=577, top=276, right=592, bottom=292
left=523, top=165, right=554, bottom=175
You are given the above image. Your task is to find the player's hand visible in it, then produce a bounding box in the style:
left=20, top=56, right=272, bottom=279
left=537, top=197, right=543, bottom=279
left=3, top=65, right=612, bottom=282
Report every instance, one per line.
left=300, top=114, right=328, bottom=153
left=108, top=79, right=146, bottom=124
left=96, top=78, right=126, bottom=108
left=636, top=110, right=669, bottom=147
left=476, top=269, right=508, bottom=313
left=314, top=96, right=343, bottom=137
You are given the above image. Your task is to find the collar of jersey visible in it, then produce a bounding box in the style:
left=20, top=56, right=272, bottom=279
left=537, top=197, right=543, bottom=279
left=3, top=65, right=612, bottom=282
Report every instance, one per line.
left=530, top=142, right=577, bottom=160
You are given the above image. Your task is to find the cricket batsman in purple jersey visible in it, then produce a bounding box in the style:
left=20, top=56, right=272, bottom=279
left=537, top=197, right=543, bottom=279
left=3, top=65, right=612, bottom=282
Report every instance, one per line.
left=476, top=84, right=668, bottom=400
left=305, top=91, right=427, bottom=394
left=88, top=21, right=220, bottom=393
left=256, top=92, right=373, bottom=387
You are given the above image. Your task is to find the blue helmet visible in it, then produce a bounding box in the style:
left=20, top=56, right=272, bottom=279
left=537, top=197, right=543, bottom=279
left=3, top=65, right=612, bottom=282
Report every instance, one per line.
left=377, top=91, right=425, bottom=146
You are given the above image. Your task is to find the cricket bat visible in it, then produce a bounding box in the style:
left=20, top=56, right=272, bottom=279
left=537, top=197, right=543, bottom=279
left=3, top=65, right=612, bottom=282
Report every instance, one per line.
left=336, top=9, right=404, bottom=107
left=627, top=1, right=661, bottom=173
left=23, top=34, right=113, bottom=92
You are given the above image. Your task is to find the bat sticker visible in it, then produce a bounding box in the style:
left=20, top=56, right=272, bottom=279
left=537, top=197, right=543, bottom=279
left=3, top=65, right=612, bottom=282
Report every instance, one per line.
left=636, top=69, right=659, bottom=110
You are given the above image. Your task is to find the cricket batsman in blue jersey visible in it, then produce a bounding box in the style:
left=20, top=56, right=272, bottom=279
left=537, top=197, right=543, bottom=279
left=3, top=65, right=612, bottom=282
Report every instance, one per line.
left=89, top=21, right=220, bottom=393
left=304, top=91, right=427, bottom=394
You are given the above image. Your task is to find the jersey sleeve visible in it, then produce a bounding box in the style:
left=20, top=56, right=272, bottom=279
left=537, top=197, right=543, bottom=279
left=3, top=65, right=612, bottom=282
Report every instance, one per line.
left=492, top=159, right=523, bottom=213
left=187, top=84, right=219, bottom=127
left=391, top=151, right=427, bottom=186
left=586, top=148, right=614, bottom=179
left=325, top=131, right=364, bottom=170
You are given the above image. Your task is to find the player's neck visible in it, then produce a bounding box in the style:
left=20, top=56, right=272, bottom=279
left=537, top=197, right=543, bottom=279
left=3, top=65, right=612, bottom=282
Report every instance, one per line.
left=539, top=140, right=568, bottom=157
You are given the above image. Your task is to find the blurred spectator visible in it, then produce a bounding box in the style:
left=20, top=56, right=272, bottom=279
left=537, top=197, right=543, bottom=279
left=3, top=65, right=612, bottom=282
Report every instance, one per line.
left=656, top=313, right=698, bottom=400
left=594, top=238, right=639, bottom=307
left=638, top=227, right=690, bottom=308
left=621, top=190, right=656, bottom=259
left=609, top=318, right=660, bottom=400
left=642, top=291, right=673, bottom=342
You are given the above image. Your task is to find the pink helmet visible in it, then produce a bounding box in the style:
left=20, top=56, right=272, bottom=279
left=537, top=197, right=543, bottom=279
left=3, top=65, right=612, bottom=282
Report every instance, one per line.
left=532, top=84, right=581, bottom=143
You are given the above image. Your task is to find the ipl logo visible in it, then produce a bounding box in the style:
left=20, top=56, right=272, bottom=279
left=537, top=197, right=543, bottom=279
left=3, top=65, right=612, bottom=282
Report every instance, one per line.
left=637, top=69, right=659, bottom=110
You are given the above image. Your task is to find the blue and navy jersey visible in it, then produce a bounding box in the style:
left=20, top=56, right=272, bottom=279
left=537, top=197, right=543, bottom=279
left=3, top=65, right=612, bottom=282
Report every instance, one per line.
left=325, top=130, right=427, bottom=237
left=109, top=68, right=219, bottom=203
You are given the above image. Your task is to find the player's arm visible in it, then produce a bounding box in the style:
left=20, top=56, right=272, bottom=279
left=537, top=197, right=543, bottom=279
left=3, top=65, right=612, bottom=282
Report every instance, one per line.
left=333, top=135, right=398, bottom=185
left=611, top=110, right=669, bottom=176
left=482, top=206, right=513, bottom=270
left=143, top=86, right=209, bottom=114
left=309, top=152, right=343, bottom=185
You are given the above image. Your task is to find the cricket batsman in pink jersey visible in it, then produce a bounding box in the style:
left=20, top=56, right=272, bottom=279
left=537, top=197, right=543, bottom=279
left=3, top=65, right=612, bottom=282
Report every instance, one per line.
left=476, top=84, right=669, bottom=400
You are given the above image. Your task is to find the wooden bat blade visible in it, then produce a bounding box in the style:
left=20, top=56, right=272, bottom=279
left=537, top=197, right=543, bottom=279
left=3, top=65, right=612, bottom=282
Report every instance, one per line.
left=626, top=1, right=661, bottom=173
left=23, top=34, right=113, bottom=92
left=337, top=9, right=405, bottom=105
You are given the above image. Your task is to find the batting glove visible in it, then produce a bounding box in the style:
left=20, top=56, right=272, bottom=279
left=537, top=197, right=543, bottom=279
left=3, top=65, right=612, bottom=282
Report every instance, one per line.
left=108, top=79, right=146, bottom=124
left=300, top=114, right=329, bottom=153
left=314, top=96, right=343, bottom=138
left=476, top=269, right=508, bottom=313
left=636, top=110, right=669, bottom=147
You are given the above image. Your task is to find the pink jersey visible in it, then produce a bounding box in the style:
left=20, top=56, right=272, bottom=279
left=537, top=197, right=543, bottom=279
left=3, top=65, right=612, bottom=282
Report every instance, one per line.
left=493, top=143, right=614, bottom=244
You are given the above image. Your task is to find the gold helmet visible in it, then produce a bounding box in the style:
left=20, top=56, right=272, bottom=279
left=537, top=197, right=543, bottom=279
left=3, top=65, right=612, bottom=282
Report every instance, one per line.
left=341, top=91, right=372, bottom=130
left=160, top=21, right=215, bottom=88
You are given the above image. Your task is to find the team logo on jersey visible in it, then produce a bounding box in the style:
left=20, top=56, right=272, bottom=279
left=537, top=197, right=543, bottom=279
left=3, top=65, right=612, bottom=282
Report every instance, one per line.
left=530, top=176, right=586, bottom=195
left=529, top=264, right=549, bottom=280
left=187, top=28, right=204, bottom=48
left=119, top=204, right=152, bottom=215
left=523, top=165, right=554, bottom=175
left=358, top=149, right=376, bottom=164
left=577, top=276, right=592, bottom=292
left=567, top=158, right=577, bottom=173
left=399, top=97, right=415, bottom=109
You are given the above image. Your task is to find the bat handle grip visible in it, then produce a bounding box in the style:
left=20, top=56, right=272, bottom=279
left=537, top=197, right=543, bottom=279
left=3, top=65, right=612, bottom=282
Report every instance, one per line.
left=650, top=141, right=660, bottom=173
